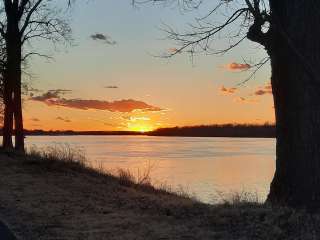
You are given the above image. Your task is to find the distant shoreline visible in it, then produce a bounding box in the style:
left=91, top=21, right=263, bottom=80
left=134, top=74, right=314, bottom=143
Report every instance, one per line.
left=22, top=134, right=275, bottom=139
left=18, top=124, right=276, bottom=138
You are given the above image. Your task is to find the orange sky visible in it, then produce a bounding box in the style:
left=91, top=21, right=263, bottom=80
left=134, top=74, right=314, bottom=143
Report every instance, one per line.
left=22, top=1, right=275, bottom=132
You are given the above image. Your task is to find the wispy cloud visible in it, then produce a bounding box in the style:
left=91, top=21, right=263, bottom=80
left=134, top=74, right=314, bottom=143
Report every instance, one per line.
left=56, top=117, right=71, bottom=123
left=220, top=85, right=237, bottom=95
left=104, top=86, right=119, bottom=89
left=31, top=89, right=71, bottom=101
left=254, top=83, right=272, bottom=96
left=234, top=96, right=258, bottom=104
left=25, top=87, right=41, bottom=97
left=30, top=118, right=40, bottom=122
left=30, top=90, right=163, bottom=113
left=87, top=117, right=126, bottom=128
left=225, top=62, right=251, bottom=71
left=122, top=116, right=151, bottom=122
left=167, top=48, right=181, bottom=54
left=90, top=33, right=117, bottom=45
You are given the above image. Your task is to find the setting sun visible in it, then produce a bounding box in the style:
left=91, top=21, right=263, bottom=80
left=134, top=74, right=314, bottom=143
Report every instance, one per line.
left=128, top=124, right=155, bottom=133
left=125, top=116, right=156, bottom=133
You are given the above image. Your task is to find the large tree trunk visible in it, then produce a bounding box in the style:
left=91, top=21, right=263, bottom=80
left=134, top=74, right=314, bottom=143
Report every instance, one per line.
left=267, top=0, right=320, bottom=208
left=3, top=15, right=24, bottom=152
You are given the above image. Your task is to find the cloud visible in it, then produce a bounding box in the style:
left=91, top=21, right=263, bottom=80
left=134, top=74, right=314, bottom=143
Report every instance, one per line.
left=254, top=83, right=272, bottom=96
left=225, top=62, right=251, bottom=71
left=254, top=89, right=269, bottom=96
left=87, top=117, right=126, bottom=128
left=56, top=117, right=71, bottom=123
left=122, top=116, right=151, bottom=122
left=220, top=85, right=237, bottom=94
left=30, top=91, right=163, bottom=113
left=91, top=33, right=107, bottom=40
left=168, top=48, right=181, bottom=54
left=31, top=89, right=71, bottom=101
left=235, top=97, right=246, bottom=102
left=24, top=86, right=41, bottom=97
left=234, top=97, right=258, bottom=104
left=48, top=89, right=72, bottom=93
left=104, top=86, right=118, bottom=89
left=30, top=118, right=40, bottom=122
left=90, top=33, right=117, bottom=45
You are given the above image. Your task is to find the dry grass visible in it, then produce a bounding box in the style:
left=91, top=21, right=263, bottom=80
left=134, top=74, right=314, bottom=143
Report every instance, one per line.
left=215, top=190, right=261, bottom=206
left=1, top=146, right=320, bottom=239
left=13, top=145, right=259, bottom=204
left=15, top=145, right=194, bottom=200
left=20, top=144, right=88, bottom=172
left=117, top=163, right=152, bottom=187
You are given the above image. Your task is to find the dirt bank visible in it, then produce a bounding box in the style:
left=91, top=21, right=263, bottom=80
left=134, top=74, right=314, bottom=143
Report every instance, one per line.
left=0, top=152, right=318, bottom=240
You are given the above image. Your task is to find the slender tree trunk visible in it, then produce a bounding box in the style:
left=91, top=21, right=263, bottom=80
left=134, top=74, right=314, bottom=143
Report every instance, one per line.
left=267, top=0, right=320, bottom=208
left=2, top=80, right=13, bottom=150
left=13, top=72, right=24, bottom=151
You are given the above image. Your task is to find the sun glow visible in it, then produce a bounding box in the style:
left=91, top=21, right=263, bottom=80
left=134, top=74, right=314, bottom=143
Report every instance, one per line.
left=128, top=124, right=154, bottom=133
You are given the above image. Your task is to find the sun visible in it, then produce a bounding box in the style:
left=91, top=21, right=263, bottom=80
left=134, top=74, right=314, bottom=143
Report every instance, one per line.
left=128, top=124, right=154, bottom=133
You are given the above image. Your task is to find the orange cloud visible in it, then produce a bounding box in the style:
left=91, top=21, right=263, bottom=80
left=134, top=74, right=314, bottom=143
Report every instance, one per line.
left=30, top=118, right=40, bottom=122
left=122, top=116, right=151, bottom=122
left=254, top=83, right=272, bottom=96
left=30, top=90, right=163, bottom=113
left=220, top=86, right=237, bottom=94
left=225, top=62, right=251, bottom=71
left=56, top=117, right=72, bottom=123
left=168, top=48, right=181, bottom=54
left=234, top=97, right=258, bottom=104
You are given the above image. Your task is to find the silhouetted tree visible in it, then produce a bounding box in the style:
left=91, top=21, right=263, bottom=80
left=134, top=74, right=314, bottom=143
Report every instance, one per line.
left=0, top=0, right=71, bottom=151
left=140, top=0, right=320, bottom=208
left=0, top=41, right=5, bottom=124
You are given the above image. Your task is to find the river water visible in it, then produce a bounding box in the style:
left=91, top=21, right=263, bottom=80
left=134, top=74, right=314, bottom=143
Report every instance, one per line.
left=26, top=135, right=276, bottom=203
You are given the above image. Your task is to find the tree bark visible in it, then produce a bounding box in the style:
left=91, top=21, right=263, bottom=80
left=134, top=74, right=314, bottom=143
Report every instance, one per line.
left=3, top=12, right=24, bottom=152
left=267, top=0, right=320, bottom=208
left=13, top=74, right=24, bottom=152
left=2, top=80, right=13, bottom=150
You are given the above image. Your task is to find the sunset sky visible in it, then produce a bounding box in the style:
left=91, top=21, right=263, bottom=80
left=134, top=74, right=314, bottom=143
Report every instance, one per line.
left=23, top=1, right=274, bottom=132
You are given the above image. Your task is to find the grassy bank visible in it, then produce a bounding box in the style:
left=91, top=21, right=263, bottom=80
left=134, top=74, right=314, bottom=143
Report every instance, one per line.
left=0, top=147, right=319, bottom=240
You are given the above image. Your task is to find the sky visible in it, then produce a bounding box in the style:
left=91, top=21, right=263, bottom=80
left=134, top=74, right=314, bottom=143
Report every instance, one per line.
left=23, top=0, right=274, bottom=132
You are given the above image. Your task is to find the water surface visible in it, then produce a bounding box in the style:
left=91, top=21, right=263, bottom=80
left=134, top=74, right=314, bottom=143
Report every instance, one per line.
left=26, top=136, right=276, bottom=203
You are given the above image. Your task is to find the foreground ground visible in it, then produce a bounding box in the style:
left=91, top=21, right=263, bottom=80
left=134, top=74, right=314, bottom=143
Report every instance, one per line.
left=0, top=221, right=16, bottom=239
left=0, top=151, right=319, bottom=240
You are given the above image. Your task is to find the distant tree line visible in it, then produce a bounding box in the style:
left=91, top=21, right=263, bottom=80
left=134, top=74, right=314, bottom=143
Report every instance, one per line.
left=149, top=124, right=275, bottom=138
left=0, top=125, right=276, bottom=137
left=23, top=130, right=144, bottom=136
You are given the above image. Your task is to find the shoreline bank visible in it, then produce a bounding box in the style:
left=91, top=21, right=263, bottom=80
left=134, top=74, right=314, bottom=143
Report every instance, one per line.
left=0, top=150, right=318, bottom=239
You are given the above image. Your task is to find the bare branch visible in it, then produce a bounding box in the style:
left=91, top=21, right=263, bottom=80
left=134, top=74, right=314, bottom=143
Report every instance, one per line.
left=21, top=52, right=53, bottom=62
left=20, top=0, right=43, bottom=35
left=236, top=57, right=270, bottom=86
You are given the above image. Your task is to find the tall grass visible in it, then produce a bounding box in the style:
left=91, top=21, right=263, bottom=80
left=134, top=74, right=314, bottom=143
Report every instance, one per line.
left=214, top=190, right=261, bottom=206
left=117, top=160, right=153, bottom=187
left=25, top=144, right=87, bottom=170
left=24, top=145, right=265, bottom=205
left=22, top=144, right=195, bottom=199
